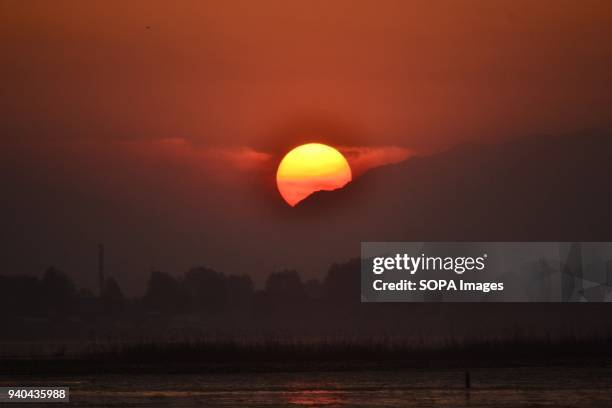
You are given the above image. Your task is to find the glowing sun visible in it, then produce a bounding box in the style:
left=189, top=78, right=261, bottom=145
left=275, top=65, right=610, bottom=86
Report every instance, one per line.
left=276, top=143, right=352, bottom=206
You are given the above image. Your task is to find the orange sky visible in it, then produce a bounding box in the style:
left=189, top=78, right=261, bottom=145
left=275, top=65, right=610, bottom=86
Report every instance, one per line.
left=3, top=0, right=612, bottom=154
left=2, top=0, right=612, bottom=293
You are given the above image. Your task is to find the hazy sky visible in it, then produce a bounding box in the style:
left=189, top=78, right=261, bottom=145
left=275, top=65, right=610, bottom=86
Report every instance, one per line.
left=2, top=1, right=612, bottom=293
left=3, top=0, right=612, bottom=151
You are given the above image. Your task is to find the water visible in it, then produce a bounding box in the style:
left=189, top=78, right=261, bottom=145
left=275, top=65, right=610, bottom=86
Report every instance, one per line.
left=3, top=366, right=612, bottom=407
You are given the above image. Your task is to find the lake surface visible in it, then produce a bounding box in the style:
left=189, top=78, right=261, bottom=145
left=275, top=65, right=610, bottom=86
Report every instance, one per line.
left=3, top=366, right=612, bottom=407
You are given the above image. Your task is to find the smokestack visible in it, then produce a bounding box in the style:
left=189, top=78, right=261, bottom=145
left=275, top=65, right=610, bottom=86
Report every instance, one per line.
left=98, top=244, right=105, bottom=297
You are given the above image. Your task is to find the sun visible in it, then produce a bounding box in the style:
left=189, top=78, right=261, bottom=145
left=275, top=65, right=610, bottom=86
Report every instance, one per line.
left=276, top=143, right=352, bottom=206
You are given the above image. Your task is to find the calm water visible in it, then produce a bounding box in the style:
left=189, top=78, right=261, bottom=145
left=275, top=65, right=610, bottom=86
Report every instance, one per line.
left=3, top=366, right=612, bottom=407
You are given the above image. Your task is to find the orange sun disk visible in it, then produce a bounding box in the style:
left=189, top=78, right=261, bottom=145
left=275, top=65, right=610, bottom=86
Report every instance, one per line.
left=276, top=143, right=352, bottom=206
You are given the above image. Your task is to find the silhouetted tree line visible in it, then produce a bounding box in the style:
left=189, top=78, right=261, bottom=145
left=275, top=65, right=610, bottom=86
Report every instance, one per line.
left=0, top=260, right=364, bottom=340
left=3, top=259, right=612, bottom=343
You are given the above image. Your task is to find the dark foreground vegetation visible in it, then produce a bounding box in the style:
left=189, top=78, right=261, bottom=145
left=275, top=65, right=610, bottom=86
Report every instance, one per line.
left=4, top=257, right=612, bottom=344
left=0, top=260, right=362, bottom=342
left=4, top=335, right=612, bottom=376
left=1, top=338, right=612, bottom=375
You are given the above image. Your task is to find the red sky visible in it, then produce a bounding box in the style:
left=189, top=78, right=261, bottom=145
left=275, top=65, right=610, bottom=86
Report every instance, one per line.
left=3, top=0, right=612, bottom=152
left=1, top=0, right=612, bottom=293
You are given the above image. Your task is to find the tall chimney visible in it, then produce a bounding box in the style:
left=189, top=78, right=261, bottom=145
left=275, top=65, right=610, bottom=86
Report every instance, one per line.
left=98, top=244, right=105, bottom=297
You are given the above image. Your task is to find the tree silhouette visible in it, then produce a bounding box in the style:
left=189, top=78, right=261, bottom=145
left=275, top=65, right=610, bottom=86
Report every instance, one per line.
left=183, top=267, right=227, bottom=315
left=144, top=271, right=186, bottom=313
left=265, top=269, right=305, bottom=300
left=41, top=267, right=76, bottom=314
left=101, top=277, right=125, bottom=314
left=0, top=275, right=41, bottom=316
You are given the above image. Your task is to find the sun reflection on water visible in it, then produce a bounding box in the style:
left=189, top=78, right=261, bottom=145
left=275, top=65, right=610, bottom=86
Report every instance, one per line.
left=286, top=390, right=345, bottom=406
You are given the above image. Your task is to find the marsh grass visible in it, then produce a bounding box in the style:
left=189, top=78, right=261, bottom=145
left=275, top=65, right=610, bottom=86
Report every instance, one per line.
left=4, top=334, right=612, bottom=376
left=81, top=333, right=612, bottom=364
